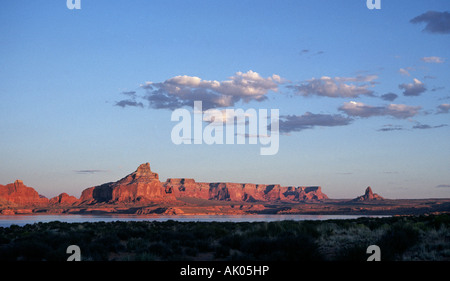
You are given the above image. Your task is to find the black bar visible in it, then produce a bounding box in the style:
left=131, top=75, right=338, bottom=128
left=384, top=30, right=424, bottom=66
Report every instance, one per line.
left=5, top=261, right=449, bottom=280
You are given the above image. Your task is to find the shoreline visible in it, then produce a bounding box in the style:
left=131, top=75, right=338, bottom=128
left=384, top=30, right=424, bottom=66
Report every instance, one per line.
left=2, top=198, right=450, bottom=216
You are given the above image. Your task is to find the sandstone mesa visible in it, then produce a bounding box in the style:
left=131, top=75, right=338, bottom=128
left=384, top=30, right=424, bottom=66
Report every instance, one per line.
left=0, top=162, right=327, bottom=214
left=1, top=162, right=449, bottom=215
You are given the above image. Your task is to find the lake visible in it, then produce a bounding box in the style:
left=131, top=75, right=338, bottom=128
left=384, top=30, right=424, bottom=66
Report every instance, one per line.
left=0, top=214, right=389, bottom=227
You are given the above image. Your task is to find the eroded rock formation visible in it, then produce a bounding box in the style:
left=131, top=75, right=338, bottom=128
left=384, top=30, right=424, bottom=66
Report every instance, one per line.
left=79, top=163, right=175, bottom=204
left=163, top=178, right=328, bottom=202
left=49, top=193, right=78, bottom=206
left=0, top=180, right=48, bottom=206
left=353, top=186, right=384, bottom=201
left=0, top=162, right=329, bottom=213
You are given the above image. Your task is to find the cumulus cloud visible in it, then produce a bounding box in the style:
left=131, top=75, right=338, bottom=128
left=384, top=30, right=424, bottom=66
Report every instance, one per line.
left=380, top=93, right=398, bottom=101
left=117, top=71, right=282, bottom=110
left=399, top=78, right=427, bottom=96
left=410, top=11, right=450, bottom=34
left=339, top=101, right=421, bottom=119
left=437, top=103, right=450, bottom=114
left=279, top=112, right=353, bottom=133
left=421, top=56, right=445, bottom=63
left=202, top=108, right=255, bottom=125
left=288, top=75, right=377, bottom=98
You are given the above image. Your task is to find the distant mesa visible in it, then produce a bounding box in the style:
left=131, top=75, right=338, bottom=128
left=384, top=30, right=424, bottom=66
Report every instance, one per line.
left=0, top=162, right=328, bottom=214
left=165, top=178, right=327, bottom=202
left=79, top=163, right=328, bottom=204
left=353, top=186, right=384, bottom=201
left=0, top=180, right=48, bottom=207
left=2, top=164, right=450, bottom=216
left=0, top=179, right=83, bottom=213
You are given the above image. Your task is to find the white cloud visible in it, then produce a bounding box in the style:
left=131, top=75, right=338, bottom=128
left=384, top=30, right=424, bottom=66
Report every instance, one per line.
left=123, top=70, right=284, bottom=110
left=421, top=56, right=445, bottom=63
left=279, top=112, right=353, bottom=133
left=399, top=68, right=411, bottom=76
left=399, top=78, right=427, bottom=96
left=437, top=103, right=450, bottom=114
left=339, top=101, right=421, bottom=119
left=213, top=70, right=280, bottom=99
left=202, top=108, right=255, bottom=124
left=385, top=103, right=422, bottom=118
left=289, top=75, right=377, bottom=98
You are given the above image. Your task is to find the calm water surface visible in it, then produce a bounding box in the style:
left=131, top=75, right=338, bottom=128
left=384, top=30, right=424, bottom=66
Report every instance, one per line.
left=0, top=214, right=388, bottom=227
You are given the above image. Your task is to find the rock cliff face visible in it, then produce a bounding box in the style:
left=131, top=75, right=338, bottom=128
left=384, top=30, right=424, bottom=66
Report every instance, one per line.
left=0, top=162, right=329, bottom=211
left=165, top=178, right=210, bottom=199
left=353, top=186, right=384, bottom=201
left=164, top=178, right=328, bottom=202
left=0, top=180, right=48, bottom=206
left=79, top=163, right=175, bottom=204
left=49, top=193, right=78, bottom=206
left=78, top=163, right=328, bottom=204
left=282, top=186, right=328, bottom=201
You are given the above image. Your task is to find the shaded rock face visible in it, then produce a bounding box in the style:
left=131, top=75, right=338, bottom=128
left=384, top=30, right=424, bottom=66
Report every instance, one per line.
left=163, top=178, right=328, bottom=202
left=0, top=180, right=48, bottom=206
left=79, top=163, right=175, bottom=204
left=354, top=186, right=384, bottom=201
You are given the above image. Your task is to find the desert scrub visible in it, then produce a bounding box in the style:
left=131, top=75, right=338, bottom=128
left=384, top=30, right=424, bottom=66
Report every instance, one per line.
left=376, top=220, right=421, bottom=260
left=400, top=224, right=450, bottom=260
left=0, top=214, right=449, bottom=261
left=317, top=221, right=385, bottom=261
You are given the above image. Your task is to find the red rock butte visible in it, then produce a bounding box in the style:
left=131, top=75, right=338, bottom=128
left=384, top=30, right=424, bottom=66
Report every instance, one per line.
left=79, top=162, right=173, bottom=204
left=9, top=162, right=444, bottom=216
left=0, top=180, right=48, bottom=206
left=353, top=186, right=384, bottom=201
left=0, top=162, right=328, bottom=208
left=78, top=162, right=328, bottom=204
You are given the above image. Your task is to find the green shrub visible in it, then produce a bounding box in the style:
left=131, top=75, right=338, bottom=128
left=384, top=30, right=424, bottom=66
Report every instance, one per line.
left=377, top=222, right=420, bottom=260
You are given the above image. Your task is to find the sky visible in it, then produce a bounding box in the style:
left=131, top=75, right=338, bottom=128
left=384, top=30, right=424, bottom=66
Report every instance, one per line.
left=0, top=0, right=449, bottom=199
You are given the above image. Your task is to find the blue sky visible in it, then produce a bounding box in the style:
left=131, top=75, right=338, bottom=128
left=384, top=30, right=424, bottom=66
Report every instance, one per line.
left=1, top=0, right=449, bottom=199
